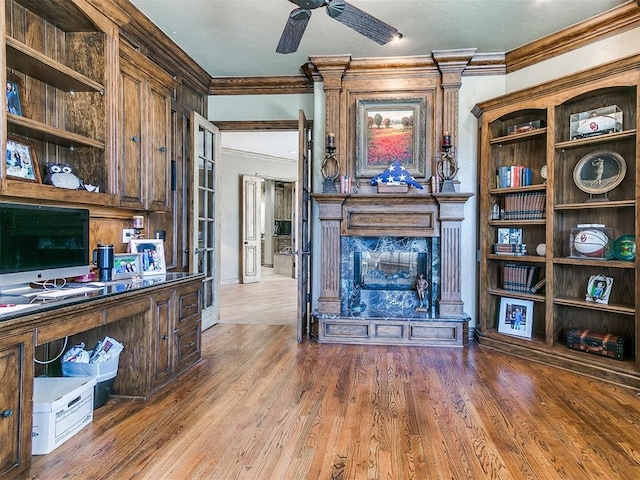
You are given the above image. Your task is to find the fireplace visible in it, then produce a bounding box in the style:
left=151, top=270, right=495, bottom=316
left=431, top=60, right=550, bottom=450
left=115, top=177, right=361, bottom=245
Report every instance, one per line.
left=312, top=193, right=472, bottom=346
left=342, top=237, right=439, bottom=318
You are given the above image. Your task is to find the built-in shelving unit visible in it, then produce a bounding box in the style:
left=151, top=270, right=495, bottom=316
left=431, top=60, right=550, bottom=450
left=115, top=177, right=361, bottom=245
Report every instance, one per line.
left=473, top=54, right=639, bottom=388
left=3, top=0, right=115, bottom=205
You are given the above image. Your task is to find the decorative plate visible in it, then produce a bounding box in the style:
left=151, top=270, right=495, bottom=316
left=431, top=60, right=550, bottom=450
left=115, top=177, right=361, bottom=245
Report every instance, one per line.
left=612, top=235, right=636, bottom=261
left=573, top=150, right=626, bottom=195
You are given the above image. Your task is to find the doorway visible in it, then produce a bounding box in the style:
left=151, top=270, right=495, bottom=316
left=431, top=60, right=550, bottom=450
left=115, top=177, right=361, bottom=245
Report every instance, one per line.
left=218, top=130, right=299, bottom=325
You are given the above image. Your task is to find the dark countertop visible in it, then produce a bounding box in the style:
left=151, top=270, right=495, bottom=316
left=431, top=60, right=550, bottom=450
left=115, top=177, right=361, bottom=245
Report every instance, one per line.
left=0, top=272, right=203, bottom=324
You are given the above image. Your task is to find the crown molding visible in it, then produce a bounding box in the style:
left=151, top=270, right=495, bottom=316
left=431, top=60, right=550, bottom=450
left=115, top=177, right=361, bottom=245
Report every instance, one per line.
left=506, top=2, right=640, bottom=73
left=212, top=120, right=303, bottom=131
left=209, top=76, right=313, bottom=96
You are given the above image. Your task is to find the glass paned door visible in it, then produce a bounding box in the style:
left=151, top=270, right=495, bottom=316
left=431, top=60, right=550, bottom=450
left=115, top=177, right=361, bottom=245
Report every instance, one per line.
left=191, top=112, right=220, bottom=330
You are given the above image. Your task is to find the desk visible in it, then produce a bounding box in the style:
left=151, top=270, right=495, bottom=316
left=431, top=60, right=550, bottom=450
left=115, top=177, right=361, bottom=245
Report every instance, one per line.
left=0, top=273, right=203, bottom=480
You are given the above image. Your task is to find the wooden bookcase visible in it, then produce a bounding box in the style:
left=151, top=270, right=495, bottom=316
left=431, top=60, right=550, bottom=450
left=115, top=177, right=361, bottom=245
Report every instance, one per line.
left=3, top=0, right=119, bottom=206
left=473, top=54, right=640, bottom=388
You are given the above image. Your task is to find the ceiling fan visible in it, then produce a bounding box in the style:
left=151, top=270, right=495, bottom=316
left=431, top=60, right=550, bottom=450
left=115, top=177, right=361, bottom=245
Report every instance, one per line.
left=276, top=0, right=402, bottom=54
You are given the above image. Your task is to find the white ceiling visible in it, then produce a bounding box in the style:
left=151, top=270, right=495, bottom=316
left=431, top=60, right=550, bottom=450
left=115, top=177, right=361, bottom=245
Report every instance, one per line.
left=129, top=0, right=628, bottom=78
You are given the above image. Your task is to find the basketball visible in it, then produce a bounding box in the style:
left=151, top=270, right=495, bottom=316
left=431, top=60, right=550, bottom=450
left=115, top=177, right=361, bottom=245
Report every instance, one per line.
left=573, top=229, right=610, bottom=257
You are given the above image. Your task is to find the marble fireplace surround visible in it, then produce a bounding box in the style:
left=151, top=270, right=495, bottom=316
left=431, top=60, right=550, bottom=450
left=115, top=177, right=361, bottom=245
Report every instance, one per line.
left=312, top=192, right=472, bottom=346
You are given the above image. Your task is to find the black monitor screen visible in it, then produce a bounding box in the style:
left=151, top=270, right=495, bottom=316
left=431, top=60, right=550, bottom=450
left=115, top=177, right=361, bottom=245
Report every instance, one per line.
left=0, top=203, right=89, bottom=274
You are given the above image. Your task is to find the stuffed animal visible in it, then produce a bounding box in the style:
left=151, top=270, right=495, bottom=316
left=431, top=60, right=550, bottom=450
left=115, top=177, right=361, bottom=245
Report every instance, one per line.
left=44, top=162, right=84, bottom=190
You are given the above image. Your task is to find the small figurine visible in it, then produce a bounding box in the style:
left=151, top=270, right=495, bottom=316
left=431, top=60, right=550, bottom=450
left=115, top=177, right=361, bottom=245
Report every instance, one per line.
left=416, top=274, right=428, bottom=311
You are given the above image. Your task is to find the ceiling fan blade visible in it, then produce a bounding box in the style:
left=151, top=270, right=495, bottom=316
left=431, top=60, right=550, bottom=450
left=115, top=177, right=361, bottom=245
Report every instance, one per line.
left=326, top=0, right=400, bottom=45
left=276, top=8, right=312, bottom=54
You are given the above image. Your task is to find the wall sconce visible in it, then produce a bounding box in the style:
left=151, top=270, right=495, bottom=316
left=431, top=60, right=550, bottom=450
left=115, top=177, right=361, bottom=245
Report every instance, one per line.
left=132, top=215, right=145, bottom=238
left=321, top=132, right=340, bottom=193
left=436, top=131, right=459, bottom=193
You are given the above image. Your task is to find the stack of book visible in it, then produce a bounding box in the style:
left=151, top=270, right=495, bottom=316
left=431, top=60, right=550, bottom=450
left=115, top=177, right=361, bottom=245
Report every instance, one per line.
left=494, top=228, right=527, bottom=256
left=496, top=165, right=533, bottom=188
left=502, top=264, right=545, bottom=293
left=503, top=192, right=546, bottom=220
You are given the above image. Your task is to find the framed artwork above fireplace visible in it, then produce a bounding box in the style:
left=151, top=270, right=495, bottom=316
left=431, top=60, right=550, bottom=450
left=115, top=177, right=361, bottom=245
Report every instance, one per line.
left=355, top=97, right=427, bottom=179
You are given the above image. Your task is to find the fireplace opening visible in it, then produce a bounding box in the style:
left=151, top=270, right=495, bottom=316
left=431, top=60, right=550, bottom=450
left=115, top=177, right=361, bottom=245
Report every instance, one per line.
left=341, top=236, right=439, bottom=318
left=354, top=251, right=427, bottom=291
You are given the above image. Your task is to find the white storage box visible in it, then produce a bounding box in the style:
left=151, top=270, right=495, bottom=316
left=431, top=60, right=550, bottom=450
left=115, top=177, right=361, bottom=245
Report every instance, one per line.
left=32, top=377, right=97, bottom=455
left=62, top=350, right=120, bottom=382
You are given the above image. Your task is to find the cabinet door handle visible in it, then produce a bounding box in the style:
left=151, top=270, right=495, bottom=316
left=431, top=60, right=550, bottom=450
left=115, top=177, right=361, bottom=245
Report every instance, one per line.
left=186, top=341, right=196, bottom=348
left=159, top=146, right=166, bottom=153
left=131, top=136, right=139, bottom=142
left=162, top=334, right=169, bottom=340
left=1, top=409, right=13, bottom=418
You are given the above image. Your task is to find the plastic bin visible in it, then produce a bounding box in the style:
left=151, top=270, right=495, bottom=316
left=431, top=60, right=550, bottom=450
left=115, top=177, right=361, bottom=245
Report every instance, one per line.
left=62, top=351, right=120, bottom=409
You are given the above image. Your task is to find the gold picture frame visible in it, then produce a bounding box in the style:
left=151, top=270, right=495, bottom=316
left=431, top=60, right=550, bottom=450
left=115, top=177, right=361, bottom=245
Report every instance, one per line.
left=5, top=135, right=41, bottom=183
left=355, top=97, right=427, bottom=179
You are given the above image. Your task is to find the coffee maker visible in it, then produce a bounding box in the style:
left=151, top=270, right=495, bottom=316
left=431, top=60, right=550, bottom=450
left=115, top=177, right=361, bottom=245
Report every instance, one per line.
left=93, top=244, right=114, bottom=282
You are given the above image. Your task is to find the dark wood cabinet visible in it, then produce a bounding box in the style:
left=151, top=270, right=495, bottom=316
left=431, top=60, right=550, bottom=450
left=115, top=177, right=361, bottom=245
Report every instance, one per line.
left=119, top=44, right=177, bottom=212
left=0, top=275, right=202, bottom=480
left=150, top=289, right=174, bottom=389
left=0, top=331, right=33, bottom=480
left=473, top=54, right=640, bottom=388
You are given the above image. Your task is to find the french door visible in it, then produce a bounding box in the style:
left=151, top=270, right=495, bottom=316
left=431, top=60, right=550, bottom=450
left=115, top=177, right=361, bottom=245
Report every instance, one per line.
left=190, top=112, right=221, bottom=330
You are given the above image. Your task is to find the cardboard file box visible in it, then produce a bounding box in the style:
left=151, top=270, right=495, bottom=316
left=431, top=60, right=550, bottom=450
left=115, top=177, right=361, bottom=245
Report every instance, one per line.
left=32, top=376, right=97, bottom=455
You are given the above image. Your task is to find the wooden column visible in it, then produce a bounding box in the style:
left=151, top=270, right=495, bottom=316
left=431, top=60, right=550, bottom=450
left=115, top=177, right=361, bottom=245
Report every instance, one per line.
left=308, top=55, right=350, bottom=176
left=312, top=194, right=347, bottom=314
left=432, top=49, right=476, bottom=151
left=434, top=193, right=473, bottom=317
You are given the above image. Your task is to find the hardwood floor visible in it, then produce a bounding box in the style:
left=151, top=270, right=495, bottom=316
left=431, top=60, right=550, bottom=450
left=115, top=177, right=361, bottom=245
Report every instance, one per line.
left=218, top=268, right=297, bottom=325
left=30, top=282, right=640, bottom=479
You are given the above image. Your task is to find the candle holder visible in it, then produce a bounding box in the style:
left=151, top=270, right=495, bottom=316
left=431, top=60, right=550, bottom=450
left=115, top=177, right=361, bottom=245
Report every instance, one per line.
left=132, top=215, right=145, bottom=239
left=321, top=133, right=340, bottom=193
left=436, top=133, right=458, bottom=193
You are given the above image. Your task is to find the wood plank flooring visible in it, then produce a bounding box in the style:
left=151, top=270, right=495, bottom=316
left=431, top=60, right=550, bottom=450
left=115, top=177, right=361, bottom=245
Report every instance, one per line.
left=218, top=268, right=297, bottom=325
left=29, top=280, right=640, bottom=479
left=30, top=327, right=640, bottom=480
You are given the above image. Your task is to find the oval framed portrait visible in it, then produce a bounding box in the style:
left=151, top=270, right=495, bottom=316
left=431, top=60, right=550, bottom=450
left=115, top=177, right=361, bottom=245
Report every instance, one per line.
left=573, top=150, right=626, bottom=195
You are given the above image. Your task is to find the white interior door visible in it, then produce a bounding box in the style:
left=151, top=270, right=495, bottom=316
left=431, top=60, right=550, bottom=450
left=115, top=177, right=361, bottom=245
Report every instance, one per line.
left=242, top=175, right=262, bottom=284
left=191, top=112, right=221, bottom=330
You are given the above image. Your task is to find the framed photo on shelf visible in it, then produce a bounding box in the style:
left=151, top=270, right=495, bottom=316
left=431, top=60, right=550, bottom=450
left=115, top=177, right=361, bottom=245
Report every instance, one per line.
left=573, top=150, right=626, bottom=195
left=6, top=72, right=25, bottom=116
left=355, top=97, right=427, bottom=178
left=497, top=228, right=522, bottom=244
left=585, top=274, right=613, bottom=304
left=5, top=136, right=41, bottom=183
left=497, top=297, right=534, bottom=339
left=128, top=239, right=166, bottom=275
left=112, top=253, right=143, bottom=280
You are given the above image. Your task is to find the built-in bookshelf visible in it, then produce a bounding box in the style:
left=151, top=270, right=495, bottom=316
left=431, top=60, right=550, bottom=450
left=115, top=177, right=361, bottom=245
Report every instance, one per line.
left=473, top=54, right=640, bottom=388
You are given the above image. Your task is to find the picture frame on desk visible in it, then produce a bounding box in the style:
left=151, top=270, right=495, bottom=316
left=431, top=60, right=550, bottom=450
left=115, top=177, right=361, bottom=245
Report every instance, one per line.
left=5, top=135, right=41, bottom=183
left=498, top=297, right=534, bottom=339
left=355, top=97, right=426, bottom=179
left=128, top=240, right=166, bottom=275
left=112, top=253, right=143, bottom=280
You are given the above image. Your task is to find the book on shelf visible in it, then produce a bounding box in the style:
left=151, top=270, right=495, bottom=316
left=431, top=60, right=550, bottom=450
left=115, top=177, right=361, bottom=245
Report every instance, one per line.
left=502, top=264, right=540, bottom=293
left=494, top=243, right=527, bottom=255
left=502, top=192, right=546, bottom=220
left=529, top=277, right=546, bottom=294
left=496, top=165, right=533, bottom=188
